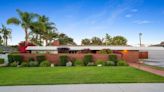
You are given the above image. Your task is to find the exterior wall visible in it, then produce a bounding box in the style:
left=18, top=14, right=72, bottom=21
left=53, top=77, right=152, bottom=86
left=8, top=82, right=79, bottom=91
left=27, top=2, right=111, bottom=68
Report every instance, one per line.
left=121, top=50, right=139, bottom=63
left=139, top=52, right=148, bottom=59
left=148, top=50, right=164, bottom=60
left=20, top=51, right=139, bottom=63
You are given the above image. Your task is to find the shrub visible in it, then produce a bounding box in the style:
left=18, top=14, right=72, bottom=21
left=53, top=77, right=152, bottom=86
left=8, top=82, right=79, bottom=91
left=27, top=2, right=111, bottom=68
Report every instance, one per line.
left=36, top=55, right=46, bottom=64
left=8, top=54, right=14, bottom=63
left=74, top=59, right=84, bottom=66
left=21, top=62, right=29, bottom=67
left=29, top=57, right=35, bottom=62
left=117, top=60, right=128, bottom=66
left=59, top=55, right=68, bottom=66
left=0, top=58, right=4, bottom=64
left=98, top=49, right=112, bottom=54
left=29, top=61, right=39, bottom=67
left=104, top=61, right=115, bottom=66
left=8, top=54, right=23, bottom=65
left=40, top=60, right=51, bottom=67
left=109, top=54, right=118, bottom=66
left=83, top=55, right=93, bottom=66
left=9, top=61, right=17, bottom=67
left=95, top=60, right=105, bottom=66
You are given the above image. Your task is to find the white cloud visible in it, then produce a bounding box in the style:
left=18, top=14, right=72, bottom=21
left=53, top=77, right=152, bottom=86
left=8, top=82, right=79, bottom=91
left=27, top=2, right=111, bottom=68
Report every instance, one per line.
left=125, top=14, right=132, bottom=18
left=133, top=20, right=152, bottom=24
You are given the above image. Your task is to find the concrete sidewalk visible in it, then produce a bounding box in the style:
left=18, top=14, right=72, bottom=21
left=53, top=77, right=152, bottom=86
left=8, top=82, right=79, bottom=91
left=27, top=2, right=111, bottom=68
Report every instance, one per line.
left=0, top=83, right=164, bottom=92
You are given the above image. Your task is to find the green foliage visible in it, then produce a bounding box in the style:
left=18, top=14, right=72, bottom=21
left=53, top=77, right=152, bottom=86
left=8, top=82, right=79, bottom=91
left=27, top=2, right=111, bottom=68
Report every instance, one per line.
left=112, top=36, right=127, bottom=45
left=20, top=62, right=29, bottom=67
left=109, top=54, right=118, bottom=66
left=74, top=59, right=84, bottom=66
left=104, top=61, right=115, bottom=66
left=36, top=55, right=46, bottom=63
left=59, top=55, right=68, bottom=66
left=40, top=60, right=51, bottom=67
left=9, top=61, right=17, bottom=67
left=91, top=36, right=102, bottom=45
left=0, top=58, right=4, bottom=64
left=8, top=54, right=23, bottom=65
left=117, top=60, right=128, bottom=66
left=98, top=49, right=112, bottom=54
left=81, top=38, right=91, bottom=45
left=29, top=61, right=39, bottom=67
left=95, top=60, right=105, bottom=65
left=83, top=55, right=93, bottom=66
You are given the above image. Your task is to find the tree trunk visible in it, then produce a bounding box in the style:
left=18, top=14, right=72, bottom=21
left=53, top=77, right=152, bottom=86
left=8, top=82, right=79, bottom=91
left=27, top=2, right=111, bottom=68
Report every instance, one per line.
left=25, top=27, right=28, bottom=45
left=6, top=37, right=7, bottom=46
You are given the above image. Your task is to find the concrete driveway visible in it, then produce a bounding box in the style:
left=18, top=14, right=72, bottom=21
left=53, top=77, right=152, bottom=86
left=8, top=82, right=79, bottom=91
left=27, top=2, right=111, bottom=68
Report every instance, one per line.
left=0, top=83, right=164, bottom=92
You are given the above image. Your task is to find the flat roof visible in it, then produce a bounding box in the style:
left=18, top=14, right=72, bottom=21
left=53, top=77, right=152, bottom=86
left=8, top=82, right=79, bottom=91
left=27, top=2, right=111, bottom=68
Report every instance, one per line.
left=26, top=46, right=164, bottom=51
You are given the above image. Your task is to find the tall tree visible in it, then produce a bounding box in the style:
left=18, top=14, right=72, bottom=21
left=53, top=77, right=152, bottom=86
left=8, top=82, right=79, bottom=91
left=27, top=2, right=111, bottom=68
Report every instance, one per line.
left=104, top=33, right=112, bottom=45
left=112, top=36, right=127, bottom=45
left=91, top=36, right=102, bottom=45
left=58, top=33, right=76, bottom=45
left=81, top=38, right=91, bottom=45
left=0, top=25, right=11, bottom=46
left=7, top=9, right=38, bottom=45
left=30, top=15, right=58, bottom=46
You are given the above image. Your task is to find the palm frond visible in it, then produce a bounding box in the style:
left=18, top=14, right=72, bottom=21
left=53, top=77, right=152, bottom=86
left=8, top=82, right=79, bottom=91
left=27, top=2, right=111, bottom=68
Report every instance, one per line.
left=7, top=17, right=20, bottom=25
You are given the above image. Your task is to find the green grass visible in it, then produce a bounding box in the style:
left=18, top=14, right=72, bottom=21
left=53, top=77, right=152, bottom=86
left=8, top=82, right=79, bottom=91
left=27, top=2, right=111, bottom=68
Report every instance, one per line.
left=0, top=66, right=164, bottom=86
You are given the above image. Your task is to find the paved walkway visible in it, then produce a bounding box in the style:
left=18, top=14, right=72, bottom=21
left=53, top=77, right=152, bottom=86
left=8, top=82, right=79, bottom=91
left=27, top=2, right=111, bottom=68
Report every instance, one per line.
left=129, top=63, right=164, bottom=76
left=0, top=83, right=164, bottom=92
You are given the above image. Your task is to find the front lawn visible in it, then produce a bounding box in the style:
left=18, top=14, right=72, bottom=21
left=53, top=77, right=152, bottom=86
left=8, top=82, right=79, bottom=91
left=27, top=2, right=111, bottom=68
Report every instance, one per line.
left=0, top=66, right=164, bottom=85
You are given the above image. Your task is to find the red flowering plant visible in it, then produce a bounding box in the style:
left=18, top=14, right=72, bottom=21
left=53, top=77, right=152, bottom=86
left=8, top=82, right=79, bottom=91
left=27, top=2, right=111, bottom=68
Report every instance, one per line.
left=18, top=41, right=35, bottom=53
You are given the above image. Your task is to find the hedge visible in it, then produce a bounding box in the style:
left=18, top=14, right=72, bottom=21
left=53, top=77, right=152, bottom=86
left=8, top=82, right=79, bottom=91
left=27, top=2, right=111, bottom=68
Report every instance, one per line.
left=83, top=54, right=93, bottom=66
left=59, top=55, right=68, bottom=66
left=0, top=58, right=4, bottom=64
left=109, top=54, right=118, bottom=66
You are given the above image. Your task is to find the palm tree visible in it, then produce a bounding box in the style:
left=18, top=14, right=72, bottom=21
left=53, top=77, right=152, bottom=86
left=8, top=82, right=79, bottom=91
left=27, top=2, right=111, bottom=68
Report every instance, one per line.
left=7, top=9, right=38, bottom=45
left=0, top=24, right=11, bottom=46
left=30, top=15, right=57, bottom=46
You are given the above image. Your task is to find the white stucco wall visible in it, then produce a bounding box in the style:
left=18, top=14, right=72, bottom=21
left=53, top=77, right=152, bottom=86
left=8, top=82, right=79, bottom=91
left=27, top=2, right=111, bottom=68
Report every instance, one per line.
left=0, top=54, right=8, bottom=64
left=148, top=50, right=164, bottom=60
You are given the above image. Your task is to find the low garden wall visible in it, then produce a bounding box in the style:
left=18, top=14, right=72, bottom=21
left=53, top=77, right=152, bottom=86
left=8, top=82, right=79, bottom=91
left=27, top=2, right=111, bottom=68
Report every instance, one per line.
left=20, top=53, right=122, bottom=64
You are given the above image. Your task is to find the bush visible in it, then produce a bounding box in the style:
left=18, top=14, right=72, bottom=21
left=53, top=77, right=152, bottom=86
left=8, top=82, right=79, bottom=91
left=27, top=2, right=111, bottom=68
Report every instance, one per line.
left=0, top=58, right=4, bottom=64
left=74, top=59, right=84, bottom=66
left=21, top=62, right=29, bottom=67
left=40, top=61, right=51, bottom=67
left=109, top=54, right=118, bottom=66
left=8, top=54, right=14, bottom=63
left=29, top=61, right=39, bottom=67
left=83, top=55, right=93, bottom=66
left=29, top=57, right=35, bottom=62
left=95, top=60, right=105, bottom=66
left=59, top=55, right=68, bottom=66
left=9, top=61, right=17, bottom=67
left=36, top=55, right=46, bottom=64
left=8, top=54, right=23, bottom=65
left=117, top=60, right=128, bottom=66
left=104, top=61, right=115, bottom=66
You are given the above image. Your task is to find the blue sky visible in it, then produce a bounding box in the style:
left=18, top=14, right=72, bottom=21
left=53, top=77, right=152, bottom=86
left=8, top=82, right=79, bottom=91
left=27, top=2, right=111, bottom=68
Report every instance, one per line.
left=0, top=0, right=164, bottom=46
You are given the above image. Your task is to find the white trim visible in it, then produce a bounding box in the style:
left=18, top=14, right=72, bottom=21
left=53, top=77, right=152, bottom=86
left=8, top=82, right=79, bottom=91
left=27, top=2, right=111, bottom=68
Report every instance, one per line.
left=26, top=46, right=164, bottom=51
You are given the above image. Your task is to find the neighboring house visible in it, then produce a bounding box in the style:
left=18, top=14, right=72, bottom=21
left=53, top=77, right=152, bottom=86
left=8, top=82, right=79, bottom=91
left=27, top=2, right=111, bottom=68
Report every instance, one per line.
left=150, top=42, right=164, bottom=47
left=0, top=46, right=17, bottom=53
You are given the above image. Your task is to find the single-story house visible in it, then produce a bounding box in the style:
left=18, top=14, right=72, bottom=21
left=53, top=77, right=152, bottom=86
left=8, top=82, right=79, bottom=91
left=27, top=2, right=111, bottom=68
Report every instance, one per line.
left=26, top=46, right=164, bottom=64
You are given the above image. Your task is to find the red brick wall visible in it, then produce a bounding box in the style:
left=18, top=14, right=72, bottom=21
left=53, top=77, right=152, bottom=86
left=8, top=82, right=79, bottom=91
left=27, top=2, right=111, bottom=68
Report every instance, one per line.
left=121, top=50, right=139, bottom=63
left=139, top=52, right=148, bottom=59
left=20, top=50, right=139, bottom=63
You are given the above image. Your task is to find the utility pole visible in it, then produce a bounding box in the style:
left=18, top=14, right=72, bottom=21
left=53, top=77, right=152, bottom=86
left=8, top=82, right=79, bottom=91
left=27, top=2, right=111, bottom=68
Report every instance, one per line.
left=139, top=33, right=142, bottom=47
